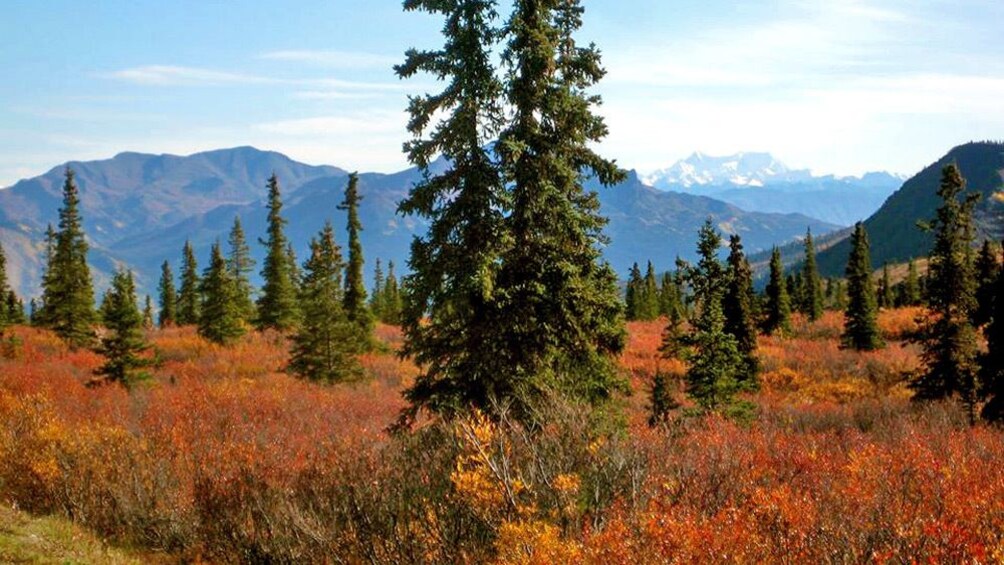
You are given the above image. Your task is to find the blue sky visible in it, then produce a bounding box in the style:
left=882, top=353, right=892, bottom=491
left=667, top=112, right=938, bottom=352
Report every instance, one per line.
left=2, top=0, right=1003, bottom=187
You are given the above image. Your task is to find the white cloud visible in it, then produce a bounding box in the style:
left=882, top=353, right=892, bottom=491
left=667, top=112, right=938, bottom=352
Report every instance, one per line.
left=261, top=50, right=399, bottom=69
left=103, top=65, right=275, bottom=86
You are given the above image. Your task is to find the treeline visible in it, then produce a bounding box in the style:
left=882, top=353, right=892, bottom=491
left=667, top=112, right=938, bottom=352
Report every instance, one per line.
left=10, top=168, right=403, bottom=387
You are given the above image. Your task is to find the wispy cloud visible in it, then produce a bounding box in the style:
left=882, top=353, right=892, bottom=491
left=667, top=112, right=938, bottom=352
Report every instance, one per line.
left=102, top=65, right=276, bottom=86
left=261, top=49, right=399, bottom=69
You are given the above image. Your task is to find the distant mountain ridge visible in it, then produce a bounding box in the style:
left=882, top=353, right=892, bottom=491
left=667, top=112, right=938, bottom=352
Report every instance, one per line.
left=643, top=152, right=904, bottom=226
left=0, top=147, right=837, bottom=300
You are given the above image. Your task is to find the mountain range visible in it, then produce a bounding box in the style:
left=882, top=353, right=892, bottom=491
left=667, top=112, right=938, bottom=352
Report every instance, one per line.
left=644, top=152, right=904, bottom=226
left=0, top=147, right=836, bottom=299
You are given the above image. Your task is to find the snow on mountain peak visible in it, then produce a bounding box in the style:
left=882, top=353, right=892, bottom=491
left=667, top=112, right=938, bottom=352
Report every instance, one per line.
left=643, top=152, right=816, bottom=189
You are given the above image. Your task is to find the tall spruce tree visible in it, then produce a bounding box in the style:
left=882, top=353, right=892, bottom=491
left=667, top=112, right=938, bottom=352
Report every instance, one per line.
left=974, top=240, right=999, bottom=327
left=199, top=242, right=245, bottom=345
left=910, top=164, right=981, bottom=423
left=492, top=0, right=627, bottom=410
left=339, top=173, right=372, bottom=340
left=157, top=261, right=177, bottom=328
left=980, top=242, right=1004, bottom=422
left=762, top=247, right=792, bottom=335
left=142, top=295, right=154, bottom=329
left=289, top=222, right=363, bottom=383
left=900, top=259, right=922, bottom=307
left=256, top=174, right=299, bottom=331
left=800, top=228, right=824, bottom=321
left=92, top=269, right=152, bottom=388
left=684, top=221, right=743, bottom=412
left=227, top=215, right=257, bottom=324
left=639, top=261, right=660, bottom=320
left=33, top=224, right=58, bottom=326
left=842, top=222, right=884, bottom=351
left=381, top=261, right=403, bottom=325
left=878, top=263, right=894, bottom=309
left=6, top=292, right=25, bottom=326
left=41, top=168, right=96, bottom=347
left=176, top=241, right=201, bottom=325
left=625, top=263, right=643, bottom=321
left=369, top=258, right=386, bottom=320
left=659, top=271, right=680, bottom=319
left=724, top=234, right=760, bottom=388
left=395, top=0, right=511, bottom=420
left=647, top=371, right=678, bottom=427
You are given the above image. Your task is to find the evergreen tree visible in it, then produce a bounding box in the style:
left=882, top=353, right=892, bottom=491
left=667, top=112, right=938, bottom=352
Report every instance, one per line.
left=381, top=261, right=404, bottom=325
left=647, top=371, right=678, bottom=427
left=900, top=259, right=922, bottom=307
left=369, top=258, right=386, bottom=320
left=0, top=243, right=8, bottom=332
left=199, top=242, right=245, bottom=345
left=339, top=173, right=372, bottom=340
left=33, top=224, right=58, bottom=326
left=29, top=299, right=39, bottom=326
left=6, top=292, right=25, bottom=326
left=910, top=164, right=981, bottom=423
left=395, top=0, right=511, bottom=420
left=256, top=174, right=299, bottom=331
left=842, top=222, right=884, bottom=351
left=980, top=242, right=1004, bottom=422
left=658, top=271, right=680, bottom=319
left=157, top=261, right=177, bottom=328
left=878, top=263, right=894, bottom=309
left=98, top=288, right=114, bottom=325
left=492, top=0, right=627, bottom=411
left=176, top=241, right=201, bottom=325
left=684, top=221, right=743, bottom=412
left=227, top=215, right=257, bottom=324
left=723, top=234, right=760, bottom=388
left=640, top=261, right=660, bottom=320
left=40, top=168, right=96, bottom=347
left=800, top=228, right=824, bottom=321
left=974, top=240, right=999, bottom=327
left=92, top=269, right=152, bottom=388
left=289, top=222, right=363, bottom=382
left=762, top=247, right=792, bottom=335
left=142, top=295, right=154, bottom=329
left=833, top=279, right=848, bottom=311
left=624, top=262, right=643, bottom=321
left=286, top=242, right=302, bottom=295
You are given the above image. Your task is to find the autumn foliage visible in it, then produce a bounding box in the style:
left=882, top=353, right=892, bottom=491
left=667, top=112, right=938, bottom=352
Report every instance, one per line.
left=1, top=310, right=1002, bottom=562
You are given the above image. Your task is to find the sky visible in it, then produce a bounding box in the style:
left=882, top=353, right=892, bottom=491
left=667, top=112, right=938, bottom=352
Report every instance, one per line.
left=2, top=0, right=1003, bottom=187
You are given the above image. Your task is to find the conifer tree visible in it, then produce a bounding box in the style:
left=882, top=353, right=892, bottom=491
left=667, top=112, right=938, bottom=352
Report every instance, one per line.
left=176, top=241, right=200, bottom=325
left=762, top=247, right=791, bottom=335
left=289, top=222, right=363, bottom=383
left=723, top=234, right=760, bottom=388
left=33, top=224, right=58, bottom=326
left=92, top=269, right=152, bottom=388
left=227, top=215, right=257, bottom=324
left=286, top=242, right=301, bottom=295
left=257, top=174, right=299, bottom=331
left=787, top=273, right=802, bottom=313
left=974, top=240, right=999, bottom=327
left=492, top=0, right=627, bottom=410
left=647, top=371, right=678, bottom=427
left=640, top=261, right=660, bottom=320
left=381, top=261, right=403, bottom=325
left=625, top=263, right=643, bottom=321
left=369, top=258, right=386, bottom=320
left=684, top=221, right=743, bottom=412
left=199, top=242, right=245, bottom=345
left=878, top=263, right=894, bottom=309
left=659, top=271, right=680, bottom=319
left=833, top=279, right=848, bottom=311
left=6, top=292, right=25, bottom=326
left=142, top=295, right=154, bottom=329
left=842, top=222, right=884, bottom=351
left=0, top=243, right=8, bottom=332
left=98, top=288, right=114, bottom=325
left=339, top=173, right=372, bottom=340
left=800, top=228, right=824, bottom=321
left=395, top=0, right=511, bottom=419
left=910, top=164, right=981, bottom=423
left=980, top=242, right=1004, bottom=422
left=900, top=259, right=922, bottom=307
left=157, top=261, right=177, bottom=328
left=41, top=168, right=96, bottom=347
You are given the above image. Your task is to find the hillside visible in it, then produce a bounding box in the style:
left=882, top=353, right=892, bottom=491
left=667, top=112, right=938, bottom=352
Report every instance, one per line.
left=816, top=142, right=1004, bottom=276
left=0, top=148, right=837, bottom=299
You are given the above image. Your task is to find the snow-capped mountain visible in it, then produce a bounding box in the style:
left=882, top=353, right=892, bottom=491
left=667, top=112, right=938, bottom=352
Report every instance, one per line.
left=641, top=152, right=906, bottom=226
left=643, top=152, right=814, bottom=188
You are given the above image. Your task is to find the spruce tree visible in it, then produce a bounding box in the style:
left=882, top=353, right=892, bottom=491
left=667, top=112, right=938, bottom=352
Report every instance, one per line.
left=625, top=263, right=643, bottom=321
left=227, top=215, right=257, bottom=324
left=142, top=295, right=154, bottom=329
left=6, top=292, right=25, bottom=326
left=157, top=261, right=177, bottom=328
left=92, top=269, right=152, bottom=388
left=199, top=242, right=245, bottom=345
left=974, top=240, right=999, bottom=327
left=659, top=271, right=680, bottom=319
left=41, top=168, right=96, bottom=348
left=493, top=0, right=627, bottom=410
left=369, top=258, right=386, bottom=321
left=176, top=241, right=201, bottom=325
left=256, top=174, right=299, bottom=331
left=910, top=164, right=981, bottom=423
left=0, top=243, right=8, bottom=332
left=684, top=221, right=743, bottom=412
left=289, top=222, right=363, bottom=383
left=339, top=173, right=372, bottom=340
left=98, top=288, right=114, bottom=326
left=762, top=247, right=792, bottom=335
left=901, top=259, right=921, bottom=307
left=842, top=222, right=884, bottom=351
left=640, top=261, right=660, bottom=320
left=878, top=263, right=894, bottom=309
left=395, top=0, right=511, bottom=419
left=382, top=261, right=403, bottom=325
left=647, top=371, right=678, bottom=427
left=800, top=228, right=824, bottom=321
left=980, top=242, right=1004, bottom=422
left=723, top=234, right=760, bottom=388
left=34, top=224, right=57, bottom=326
